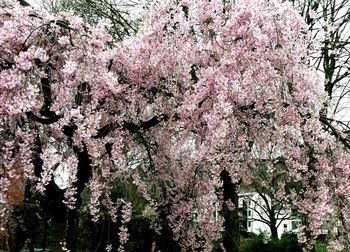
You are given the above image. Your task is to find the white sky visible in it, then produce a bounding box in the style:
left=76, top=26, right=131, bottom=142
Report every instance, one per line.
left=26, top=0, right=41, bottom=9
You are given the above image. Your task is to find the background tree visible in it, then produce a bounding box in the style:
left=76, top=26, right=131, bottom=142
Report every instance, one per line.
left=290, top=0, right=350, bottom=135
left=40, top=0, right=143, bottom=40
left=240, top=159, right=298, bottom=240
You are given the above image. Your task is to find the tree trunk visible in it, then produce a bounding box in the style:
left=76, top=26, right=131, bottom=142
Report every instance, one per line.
left=268, top=207, right=278, bottom=240
left=270, top=221, right=278, bottom=240
left=154, top=224, right=178, bottom=252
left=153, top=200, right=180, bottom=252
left=66, top=209, right=78, bottom=251
left=42, top=217, right=49, bottom=252
left=220, top=170, right=240, bottom=252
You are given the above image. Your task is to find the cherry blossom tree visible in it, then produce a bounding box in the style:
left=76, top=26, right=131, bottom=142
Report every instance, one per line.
left=285, top=1, right=350, bottom=249
left=0, top=1, right=134, bottom=249
left=1, top=0, right=350, bottom=251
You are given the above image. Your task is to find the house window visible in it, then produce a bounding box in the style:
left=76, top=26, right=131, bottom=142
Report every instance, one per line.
left=248, top=221, right=252, bottom=228
left=243, top=199, right=248, bottom=209
left=248, top=210, right=251, bottom=217
left=283, top=224, right=288, bottom=230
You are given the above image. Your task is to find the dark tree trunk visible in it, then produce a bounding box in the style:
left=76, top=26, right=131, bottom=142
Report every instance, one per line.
left=154, top=206, right=179, bottom=252
left=220, top=169, right=240, bottom=252
left=268, top=207, right=278, bottom=239
left=270, top=221, right=278, bottom=240
left=154, top=224, right=178, bottom=252
left=41, top=213, right=50, bottom=252
left=30, top=127, right=93, bottom=250
left=65, top=144, right=92, bottom=251
left=66, top=209, right=78, bottom=251
left=142, top=228, right=153, bottom=252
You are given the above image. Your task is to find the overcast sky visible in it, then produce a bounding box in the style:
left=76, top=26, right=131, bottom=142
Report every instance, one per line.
left=26, top=0, right=41, bottom=9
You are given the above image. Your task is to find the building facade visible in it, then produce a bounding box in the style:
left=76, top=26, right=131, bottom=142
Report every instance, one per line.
left=238, top=192, right=300, bottom=238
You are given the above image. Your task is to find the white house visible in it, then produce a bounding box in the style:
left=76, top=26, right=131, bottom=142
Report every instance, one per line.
left=238, top=192, right=300, bottom=238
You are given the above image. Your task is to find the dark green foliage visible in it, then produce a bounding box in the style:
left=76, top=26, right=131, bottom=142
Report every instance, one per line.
left=2, top=207, right=156, bottom=251
left=1, top=204, right=52, bottom=251
left=240, top=232, right=303, bottom=252
left=110, top=181, right=148, bottom=216
left=127, top=217, right=155, bottom=251
left=80, top=179, right=148, bottom=217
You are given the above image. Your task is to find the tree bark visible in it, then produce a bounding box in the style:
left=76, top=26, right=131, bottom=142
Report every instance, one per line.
left=220, top=169, right=240, bottom=252
left=66, top=209, right=78, bottom=251
left=270, top=220, right=278, bottom=240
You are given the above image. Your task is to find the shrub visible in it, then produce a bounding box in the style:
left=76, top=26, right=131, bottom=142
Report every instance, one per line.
left=240, top=232, right=303, bottom=252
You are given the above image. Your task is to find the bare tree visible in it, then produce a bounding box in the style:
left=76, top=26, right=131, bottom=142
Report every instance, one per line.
left=41, top=0, right=144, bottom=40
left=240, top=191, right=295, bottom=239
left=291, top=0, right=350, bottom=136
left=240, top=158, right=299, bottom=240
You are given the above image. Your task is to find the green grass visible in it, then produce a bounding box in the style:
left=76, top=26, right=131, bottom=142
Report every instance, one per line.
left=315, top=243, right=328, bottom=252
left=314, top=243, right=346, bottom=252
